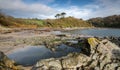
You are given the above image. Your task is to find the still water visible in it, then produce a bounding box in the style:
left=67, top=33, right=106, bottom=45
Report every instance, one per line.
left=65, top=28, right=120, bottom=37
left=8, top=45, right=81, bottom=66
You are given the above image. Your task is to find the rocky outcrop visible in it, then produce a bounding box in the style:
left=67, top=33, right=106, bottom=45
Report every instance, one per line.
left=0, top=51, right=22, bottom=70
left=32, top=53, right=89, bottom=70
left=32, top=38, right=120, bottom=70
left=83, top=39, right=120, bottom=70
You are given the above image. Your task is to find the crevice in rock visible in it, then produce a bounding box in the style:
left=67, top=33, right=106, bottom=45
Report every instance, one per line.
left=84, top=59, right=94, bottom=67
left=115, top=66, right=120, bottom=70
left=60, top=59, right=64, bottom=70
left=102, top=62, right=112, bottom=70
left=31, top=65, right=44, bottom=70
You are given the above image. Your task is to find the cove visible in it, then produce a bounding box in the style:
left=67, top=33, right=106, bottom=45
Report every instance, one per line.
left=65, top=28, right=120, bottom=37
left=7, top=44, right=81, bottom=66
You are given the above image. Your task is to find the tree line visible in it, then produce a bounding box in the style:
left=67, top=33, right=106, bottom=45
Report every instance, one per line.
left=88, top=15, right=120, bottom=28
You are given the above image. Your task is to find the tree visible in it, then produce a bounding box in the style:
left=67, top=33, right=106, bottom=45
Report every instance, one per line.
left=55, top=14, right=60, bottom=19
left=55, top=15, right=57, bottom=19
left=61, top=12, right=66, bottom=18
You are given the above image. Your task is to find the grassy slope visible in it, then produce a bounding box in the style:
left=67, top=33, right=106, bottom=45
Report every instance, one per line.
left=0, top=14, right=92, bottom=28
left=44, top=17, right=92, bottom=28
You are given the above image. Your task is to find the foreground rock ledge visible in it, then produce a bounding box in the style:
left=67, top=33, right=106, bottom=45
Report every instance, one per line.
left=32, top=38, right=120, bottom=70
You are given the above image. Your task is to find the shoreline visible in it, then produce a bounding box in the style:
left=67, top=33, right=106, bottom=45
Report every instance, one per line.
left=0, top=27, right=120, bottom=54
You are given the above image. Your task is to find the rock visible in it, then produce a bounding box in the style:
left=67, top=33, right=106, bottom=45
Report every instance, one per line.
left=33, top=53, right=89, bottom=70
left=62, top=53, right=89, bottom=69
left=104, top=36, right=110, bottom=40
left=108, top=37, right=120, bottom=47
left=0, top=51, right=22, bottom=70
left=85, top=38, right=120, bottom=70
left=32, top=58, right=62, bottom=70
left=56, top=34, right=67, bottom=37
left=110, top=36, right=116, bottom=40
left=64, top=38, right=91, bottom=56
left=118, top=37, right=120, bottom=41
left=87, top=37, right=100, bottom=48
left=43, top=38, right=68, bottom=52
left=33, top=38, right=120, bottom=70
left=64, top=40, right=78, bottom=46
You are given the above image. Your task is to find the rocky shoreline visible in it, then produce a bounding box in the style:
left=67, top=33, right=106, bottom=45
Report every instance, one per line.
left=32, top=38, right=120, bottom=70
left=0, top=28, right=120, bottom=70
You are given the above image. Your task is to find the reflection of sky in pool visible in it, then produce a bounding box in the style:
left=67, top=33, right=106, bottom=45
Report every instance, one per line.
left=7, top=44, right=81, bottom=66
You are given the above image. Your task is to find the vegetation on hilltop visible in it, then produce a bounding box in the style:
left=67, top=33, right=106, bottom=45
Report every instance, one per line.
left=45, top=17, right=92, bottom=28
left=0, top=12, right=92, bottom=28
left=88, top=15, right=120, bottom=28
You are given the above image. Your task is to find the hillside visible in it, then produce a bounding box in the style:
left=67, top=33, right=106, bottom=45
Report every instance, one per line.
left=0, top=13, right=45, bottom=28
left=44, top=17, right=92, bottom=28
left=88, top=15, right=120, bottom=28
left=0, top=13, right=92, bottom=28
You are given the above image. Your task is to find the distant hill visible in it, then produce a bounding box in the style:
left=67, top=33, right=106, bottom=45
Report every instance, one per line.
left=0, top=13, right=92, bottom=28
left=44, top=17, right=92, bottom=28
left=88, top=15, right=120, bottom=28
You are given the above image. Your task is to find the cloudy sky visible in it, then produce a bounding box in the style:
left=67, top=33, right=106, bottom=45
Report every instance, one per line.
left=0, top=0, right=120, bottom=19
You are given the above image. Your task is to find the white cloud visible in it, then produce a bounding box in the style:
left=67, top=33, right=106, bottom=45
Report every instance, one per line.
left=0, top=0, right=57, bottom=18
left=52, top=0, right=120, bottom=20
left=86, top=0, right=120, bottom=18
left=58, top=6, right=92, bottom=19
left=0, top=0, right=120, bottom=19
left=58, top=0, right=120, bottom=20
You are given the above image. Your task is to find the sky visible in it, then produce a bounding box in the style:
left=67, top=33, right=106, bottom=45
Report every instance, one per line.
left=0, top=0, right=120, bottom=20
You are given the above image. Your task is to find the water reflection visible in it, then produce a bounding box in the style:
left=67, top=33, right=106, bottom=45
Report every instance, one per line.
left=7, top=45, right=81, bottom=66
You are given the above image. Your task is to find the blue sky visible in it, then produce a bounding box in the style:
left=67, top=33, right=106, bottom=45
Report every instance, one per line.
left=0, top=0, right=120, bottom=19
left=23, top=0, right=94, bottom=6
